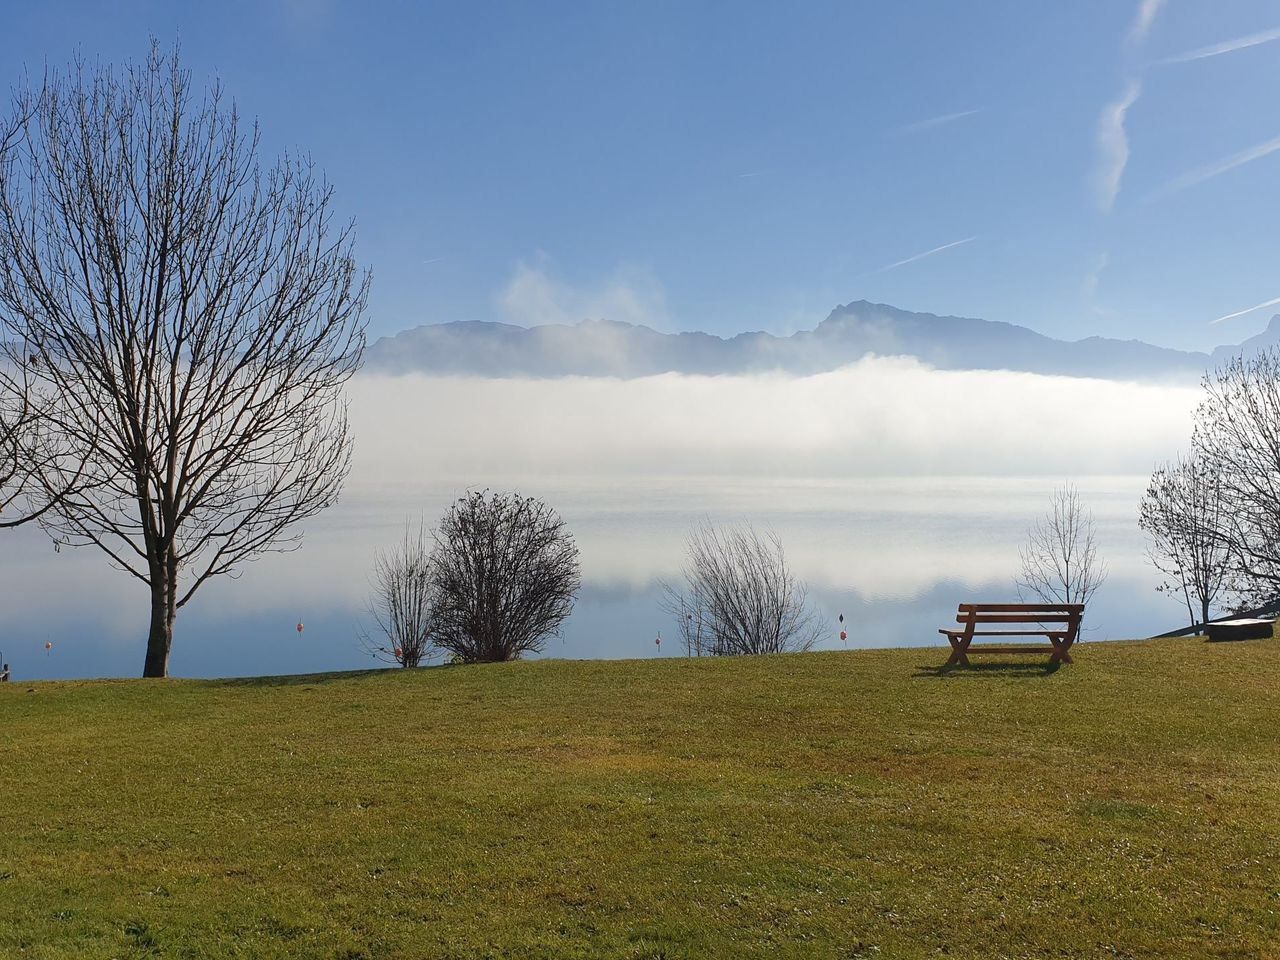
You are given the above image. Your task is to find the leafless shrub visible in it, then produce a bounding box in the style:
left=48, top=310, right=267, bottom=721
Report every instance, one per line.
left=428, top=491, right=581, bottom=663
left=1138, top=453, right=1232, bottom=629
left=662, top=522, right=823, bottom=656
left=360, top=523, right=435, bottom=668
left=1016, top=483, right=1107, bottom=619
left=0, top=44, right=368, bottom=676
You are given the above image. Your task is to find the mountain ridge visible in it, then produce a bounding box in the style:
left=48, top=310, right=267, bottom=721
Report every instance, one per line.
left=365, top=300, right=1280, bottom=381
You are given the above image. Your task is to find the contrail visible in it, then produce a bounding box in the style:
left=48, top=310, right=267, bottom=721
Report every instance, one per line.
left=875, top=236, right=977, bottom=274
left=1211, top=295, right=1280, bottom=325
left=1151, top=132, right=1280, bottom=198
left=1161, top=26, right=1280, bottom=64
left=896, top=109, right=983, bottom=136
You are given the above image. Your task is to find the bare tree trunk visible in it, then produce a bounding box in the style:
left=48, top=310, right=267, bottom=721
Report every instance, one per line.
left=143, top=551, right=177, bottom=678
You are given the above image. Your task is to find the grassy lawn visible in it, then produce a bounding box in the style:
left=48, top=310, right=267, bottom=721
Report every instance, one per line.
left=3, top=639, right=1280, bottom=959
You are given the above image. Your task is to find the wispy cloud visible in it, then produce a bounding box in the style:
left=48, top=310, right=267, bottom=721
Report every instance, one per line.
left=1082, top=252, right=1127, bottom=319
left=874, top=236, right=977, bottom=275
left=1083, top=252, right=1110, bottom=300
left=737, top=170, right=767, bottom=179
left=1160, top=25, right=1280, bottom=64
left=421, top=257, right=444, bottom=265
left=1150, top=132, right=1280, bottom=199
left=1095, top=0, right=1167, bottom=213
left=895, top=109, right=983, bottom=136
left=498, top=256, right=670, bottom=330
left=1094, top=79, right=1143, bottom=213
left=1211, top=295, right=1280, bottom=325
left=1128, top=0, right=1167, bottom=47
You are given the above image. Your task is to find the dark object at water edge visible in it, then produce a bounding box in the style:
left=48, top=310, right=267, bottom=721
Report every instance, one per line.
left=1205, top=618, right=1274, bottom=643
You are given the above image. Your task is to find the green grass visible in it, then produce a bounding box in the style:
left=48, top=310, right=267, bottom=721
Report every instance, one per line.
left=4, top=639, right=1280, bottom=959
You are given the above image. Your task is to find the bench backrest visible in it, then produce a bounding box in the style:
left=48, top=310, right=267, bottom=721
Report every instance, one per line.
left=958, top=603, right=1085, bottom=613
left=954, top=603, right=1084, bottom=635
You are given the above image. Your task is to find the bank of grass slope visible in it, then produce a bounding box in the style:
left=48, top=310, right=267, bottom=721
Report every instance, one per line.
left=3, top=639, right=1280, bottom=959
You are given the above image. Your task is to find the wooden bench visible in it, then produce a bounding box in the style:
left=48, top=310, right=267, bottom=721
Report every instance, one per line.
left=939, top=602, right=1083, bottom=666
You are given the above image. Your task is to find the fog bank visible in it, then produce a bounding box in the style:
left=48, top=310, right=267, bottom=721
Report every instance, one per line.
left=349, top=358, right=1197, bottom=480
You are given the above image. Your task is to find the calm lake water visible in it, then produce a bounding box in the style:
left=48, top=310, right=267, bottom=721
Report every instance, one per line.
left=2, top=472, right=1181, bottom=681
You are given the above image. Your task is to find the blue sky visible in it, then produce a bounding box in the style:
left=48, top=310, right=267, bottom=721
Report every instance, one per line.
left=2, top=0, right=1279, bottom=350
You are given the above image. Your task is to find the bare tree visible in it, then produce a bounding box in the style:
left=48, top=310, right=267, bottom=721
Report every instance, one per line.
left=1016, top=483, right=1107, bottom=618
left=0, top=46, right=368, bottom=677
left=1193, top=349, right=1280, bottom=606
left=428, top=491, right=581, bottom=663
left=359, top=522, right=435, bottom=668
left=662, top=522, right=823, bottom=656
left=1138, top=453, right=1232, bottom=629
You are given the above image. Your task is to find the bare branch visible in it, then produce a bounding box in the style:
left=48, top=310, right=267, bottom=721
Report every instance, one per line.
left=1193, top=349, right=1280, bottom=608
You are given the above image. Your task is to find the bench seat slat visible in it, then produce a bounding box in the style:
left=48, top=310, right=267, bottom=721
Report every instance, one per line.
left=957, top=645, right=1057, bottom=654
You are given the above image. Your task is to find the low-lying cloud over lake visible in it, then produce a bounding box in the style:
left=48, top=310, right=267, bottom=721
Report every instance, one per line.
left=2, top=360, right=1200, bottom=677
left=350, top=358, right=1198, bottom=479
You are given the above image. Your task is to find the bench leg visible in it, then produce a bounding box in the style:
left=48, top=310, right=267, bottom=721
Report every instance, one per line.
left=1048, top=635, right=1074, bottom=665
left=945, top=636, right=970, bottom=667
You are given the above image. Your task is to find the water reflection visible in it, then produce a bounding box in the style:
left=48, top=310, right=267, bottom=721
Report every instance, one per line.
left=0, top=473, right=1179, bottom=680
